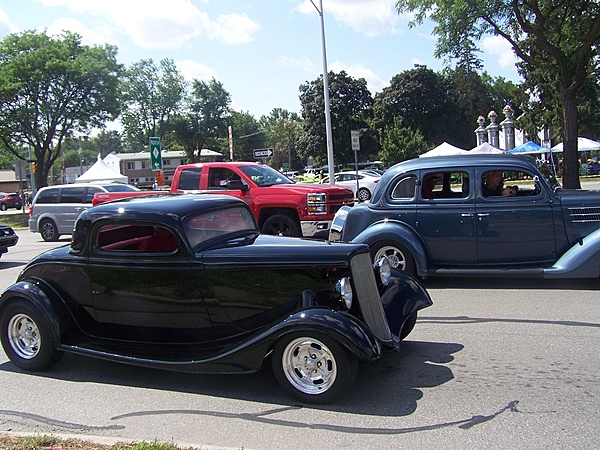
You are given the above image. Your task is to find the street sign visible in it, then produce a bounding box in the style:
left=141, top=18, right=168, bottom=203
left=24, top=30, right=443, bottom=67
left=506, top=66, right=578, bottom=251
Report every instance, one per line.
left=149, top=137, right=162, bottom=170
left=253, top=148, right=274, bottom=158
left=351, top=130, right=360, bottom=151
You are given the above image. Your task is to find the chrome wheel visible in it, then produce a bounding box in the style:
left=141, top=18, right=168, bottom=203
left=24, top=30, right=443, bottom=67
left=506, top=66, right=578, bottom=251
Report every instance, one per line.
left=8, top=313, right=40, bottom=359
left=374, top=245, right=407, bottom=270
left=281, top=337, right=337, bottom=395
left=357, top=188, right=371, bottom=202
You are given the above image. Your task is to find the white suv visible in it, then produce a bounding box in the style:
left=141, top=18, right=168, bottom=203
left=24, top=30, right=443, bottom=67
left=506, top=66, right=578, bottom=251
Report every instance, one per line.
left=29, top=183, right=139, bottom=241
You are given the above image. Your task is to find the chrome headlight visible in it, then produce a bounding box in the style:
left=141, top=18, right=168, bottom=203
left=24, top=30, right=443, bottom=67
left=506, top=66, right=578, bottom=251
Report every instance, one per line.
left=336, top=277, right=353, bottom=309
left=374, top=256, right=392, bottom=286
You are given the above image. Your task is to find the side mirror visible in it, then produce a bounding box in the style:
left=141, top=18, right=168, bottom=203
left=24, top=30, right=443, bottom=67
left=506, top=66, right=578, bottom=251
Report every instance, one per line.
left=227, top=180, right=249, bottom=192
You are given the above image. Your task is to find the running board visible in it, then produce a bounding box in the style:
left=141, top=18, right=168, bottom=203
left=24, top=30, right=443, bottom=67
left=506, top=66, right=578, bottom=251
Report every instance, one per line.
left=427, top=268, right=545, bottom=278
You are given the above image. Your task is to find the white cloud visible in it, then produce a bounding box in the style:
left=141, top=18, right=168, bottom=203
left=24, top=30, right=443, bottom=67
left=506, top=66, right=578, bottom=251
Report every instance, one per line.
left=46, top=18, right=118, bottom=46
left=176, top=59, right=218, bottom=81
left=0, top=7, right=19, bottom=37
left=296, top=0, right=402, bottom=38
left=35, top=0, right=259, bottom=49
left=481, top=35, right=519, bottom=71
left=329, top=61, right=387, bottom=91
left=279, top=56, right=319, bottom=74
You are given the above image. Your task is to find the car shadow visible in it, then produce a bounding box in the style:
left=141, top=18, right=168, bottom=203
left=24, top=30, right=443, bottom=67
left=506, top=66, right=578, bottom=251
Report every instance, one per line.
left=0, top=340, right=462, bottom=417
left=421, top=276, right=599, bottom=291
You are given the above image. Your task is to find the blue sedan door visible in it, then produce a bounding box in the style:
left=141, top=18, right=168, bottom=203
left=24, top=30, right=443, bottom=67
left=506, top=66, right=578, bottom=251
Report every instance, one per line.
left=475, top=167, right=557, bottom=266
left=416, top=169, right=478, bottom=265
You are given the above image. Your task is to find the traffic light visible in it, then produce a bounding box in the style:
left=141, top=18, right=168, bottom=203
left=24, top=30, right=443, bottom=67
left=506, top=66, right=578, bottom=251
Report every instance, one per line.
left=31, top=162, right=36, bottom=173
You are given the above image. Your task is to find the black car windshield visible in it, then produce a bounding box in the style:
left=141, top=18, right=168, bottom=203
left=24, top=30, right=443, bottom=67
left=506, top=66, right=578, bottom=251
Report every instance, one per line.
left=184, top=205, right=258, bottom=248
left=239, top=165, right=294, bottom=186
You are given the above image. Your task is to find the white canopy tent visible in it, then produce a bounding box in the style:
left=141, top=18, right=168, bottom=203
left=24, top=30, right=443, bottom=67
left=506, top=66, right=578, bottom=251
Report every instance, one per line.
left=76, top=155, right=128, bottom=184
left=551, top=137, right=600, bottom=152
left=419, top=142, right=468, bottom=157
left=469, top=142, right=505, bottom=154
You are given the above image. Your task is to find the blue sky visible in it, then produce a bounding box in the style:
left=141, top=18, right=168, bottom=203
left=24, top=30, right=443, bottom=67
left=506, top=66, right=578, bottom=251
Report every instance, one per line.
left=0, top=0, right=521, bottom=119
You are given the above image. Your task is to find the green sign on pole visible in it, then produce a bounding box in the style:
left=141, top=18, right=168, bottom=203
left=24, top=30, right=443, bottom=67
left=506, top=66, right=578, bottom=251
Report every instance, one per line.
left=149, top=137, right=162, bottom=170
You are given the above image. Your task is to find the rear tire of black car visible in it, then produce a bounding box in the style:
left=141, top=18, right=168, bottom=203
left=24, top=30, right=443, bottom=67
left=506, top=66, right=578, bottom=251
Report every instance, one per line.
left=400, top=312, right=418, bottom=340
left=261, top=214, right=301, bottom=237
left=371, top=240, right=416, bottom=276
left=40, top=219, right=59, bottom=242
left=0, top=300, right=64, bottom=372
left=272, top=332, right=358, bottom=404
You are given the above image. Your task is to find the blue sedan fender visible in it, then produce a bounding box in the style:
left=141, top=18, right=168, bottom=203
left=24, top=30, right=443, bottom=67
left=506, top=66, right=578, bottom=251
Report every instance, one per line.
left=379, top=270, right=433, bottom=343
left=544, top=228, right=600, bottom=278
left=0, top=280, right=70, bottom=346
left=350, top=220, right=430, bottom=277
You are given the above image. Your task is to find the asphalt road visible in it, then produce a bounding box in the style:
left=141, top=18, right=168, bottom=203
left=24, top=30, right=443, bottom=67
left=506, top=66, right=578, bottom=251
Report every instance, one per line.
left=0, top=228, right=598, bottom=449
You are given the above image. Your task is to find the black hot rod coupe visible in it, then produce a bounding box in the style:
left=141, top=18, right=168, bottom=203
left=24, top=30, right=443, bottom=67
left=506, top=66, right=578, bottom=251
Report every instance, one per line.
left=0, top=194, right=431, bottom=403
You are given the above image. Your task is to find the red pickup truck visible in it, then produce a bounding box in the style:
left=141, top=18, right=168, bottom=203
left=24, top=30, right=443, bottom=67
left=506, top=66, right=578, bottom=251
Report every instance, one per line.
left=93, top=161, right=355, bottom=238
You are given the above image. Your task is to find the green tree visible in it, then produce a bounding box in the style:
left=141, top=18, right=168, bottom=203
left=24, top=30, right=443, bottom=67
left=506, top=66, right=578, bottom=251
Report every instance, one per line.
left=395, top=0, right=600, bottom=188
left=0, top=30, right=121, bottom=188
left=121, top=58, right=186, bottom=151
left=230, top=111, right=265, bottom=161
left=260, top=108, right=303, bottom=170
left=173, top=78, right=232, bottom=161
left=298, top=71, right=375, bottom=167
left=373, top=65, right=452, bottom=146
left=379, top=120, right=429, bottom=166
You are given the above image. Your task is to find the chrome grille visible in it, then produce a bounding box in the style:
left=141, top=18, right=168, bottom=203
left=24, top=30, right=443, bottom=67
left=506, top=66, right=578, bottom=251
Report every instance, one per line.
left=569, top=207, right=600, bottom=222
left=350, top=252, right=392, bottom=344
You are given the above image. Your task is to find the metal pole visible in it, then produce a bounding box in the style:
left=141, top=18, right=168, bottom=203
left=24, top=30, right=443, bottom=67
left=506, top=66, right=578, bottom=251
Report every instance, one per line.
left=311, top=0, right=335, bottom=184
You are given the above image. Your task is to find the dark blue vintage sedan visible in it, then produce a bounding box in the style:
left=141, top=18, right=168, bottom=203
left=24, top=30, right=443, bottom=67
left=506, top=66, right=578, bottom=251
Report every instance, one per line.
left=331, top=154, right=600, bottom=279
left=0, top=194, right=431, bottom=403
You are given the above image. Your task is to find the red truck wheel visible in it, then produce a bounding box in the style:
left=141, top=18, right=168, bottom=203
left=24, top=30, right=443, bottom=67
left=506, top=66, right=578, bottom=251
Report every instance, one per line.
left=261, top=214, right=301, bottom=237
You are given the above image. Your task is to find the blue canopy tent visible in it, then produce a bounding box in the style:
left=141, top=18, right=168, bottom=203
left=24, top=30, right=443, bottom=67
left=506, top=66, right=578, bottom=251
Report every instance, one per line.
left=508, top=141, right=547, bottom=154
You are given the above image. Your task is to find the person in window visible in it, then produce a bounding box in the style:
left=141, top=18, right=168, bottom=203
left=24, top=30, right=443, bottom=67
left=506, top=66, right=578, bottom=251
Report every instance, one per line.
left=483, top=171, right=517, bottom=197
left=422, top=174, right=437, bottom=199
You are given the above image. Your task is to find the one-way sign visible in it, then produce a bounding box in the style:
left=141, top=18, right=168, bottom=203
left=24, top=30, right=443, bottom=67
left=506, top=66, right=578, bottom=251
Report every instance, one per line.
left=253, top=148, right=274, bottom=158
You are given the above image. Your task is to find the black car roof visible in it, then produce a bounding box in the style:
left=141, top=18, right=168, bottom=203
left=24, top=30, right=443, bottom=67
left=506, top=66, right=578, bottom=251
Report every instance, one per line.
left=80, top=194, right=248, bottom=224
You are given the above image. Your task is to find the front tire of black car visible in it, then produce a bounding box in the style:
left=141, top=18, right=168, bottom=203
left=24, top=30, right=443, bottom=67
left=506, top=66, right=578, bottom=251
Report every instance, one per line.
left=261, top=214, right=301, bottom=237
left=0, top=300, right=63, bottom=371
left=272, top=332, right=358, bottom=404
left=371, top=240, right=416, bottom=276
left=40, top=219, right=59, bottom=242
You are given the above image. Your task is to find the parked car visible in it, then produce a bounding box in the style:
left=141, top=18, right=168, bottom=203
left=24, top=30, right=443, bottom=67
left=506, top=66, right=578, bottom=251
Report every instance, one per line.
left=0, top=224, right=18, bottom=258
left=0, top=194, right=432, bottom=403
left=320, top=171, right=380, bottom=202
left=330, top=154, right=600, bottom=279
left=0, top=193, right=22, bottom=211
left=28, top=182, right=139, bottom=241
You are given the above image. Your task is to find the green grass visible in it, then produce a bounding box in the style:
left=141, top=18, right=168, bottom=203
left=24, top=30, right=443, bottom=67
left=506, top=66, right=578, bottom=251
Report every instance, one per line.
left=0, top=434, right=210, bottom=450
left=0, top=213, right=29, bottom=228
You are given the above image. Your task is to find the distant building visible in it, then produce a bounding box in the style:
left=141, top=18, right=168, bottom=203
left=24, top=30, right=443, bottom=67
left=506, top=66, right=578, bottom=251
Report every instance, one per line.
left=104, top=151, right=186, bottom=187
left=0, top=170, right=20, bottom=193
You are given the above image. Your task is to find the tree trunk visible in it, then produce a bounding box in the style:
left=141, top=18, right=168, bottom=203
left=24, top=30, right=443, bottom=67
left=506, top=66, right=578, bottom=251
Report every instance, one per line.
left=561, top=88, right=581, bottom=189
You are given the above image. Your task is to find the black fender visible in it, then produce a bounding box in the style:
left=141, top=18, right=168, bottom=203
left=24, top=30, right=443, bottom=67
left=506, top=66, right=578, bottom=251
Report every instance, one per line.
left=271, top=308, right=382, bottom=361
left=0, top=280, right=70, bottom=347
left=380, top=270, right=433, bottom=341
left=350, top=220, right=430, bottom=277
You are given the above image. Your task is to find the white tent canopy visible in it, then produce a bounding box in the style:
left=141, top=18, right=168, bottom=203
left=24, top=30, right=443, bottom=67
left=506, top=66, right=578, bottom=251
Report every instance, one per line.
left=419, top=142, right=468, bottom=157
left=551, top=137, right=600, bottom=152
left=76, top=154, right=128, bottom=183
left=469, top=142, right=505, bottom=154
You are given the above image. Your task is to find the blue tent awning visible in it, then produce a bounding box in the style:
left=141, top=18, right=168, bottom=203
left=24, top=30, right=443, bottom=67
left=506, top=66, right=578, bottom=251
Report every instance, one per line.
left=508, top=141, right=548, bottom=154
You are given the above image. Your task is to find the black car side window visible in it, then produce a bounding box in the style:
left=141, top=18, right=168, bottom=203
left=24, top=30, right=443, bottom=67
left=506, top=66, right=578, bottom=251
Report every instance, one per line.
left=391, top=175, right=416, bottom=199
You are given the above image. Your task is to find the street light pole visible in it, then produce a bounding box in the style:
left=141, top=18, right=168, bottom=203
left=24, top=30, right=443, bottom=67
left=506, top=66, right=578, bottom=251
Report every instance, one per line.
left=310, top=0, right=335, bottom=184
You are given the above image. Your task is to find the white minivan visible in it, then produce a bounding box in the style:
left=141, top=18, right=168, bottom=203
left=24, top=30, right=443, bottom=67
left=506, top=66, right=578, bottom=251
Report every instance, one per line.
left=29, top=183, right=139, bottom=241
